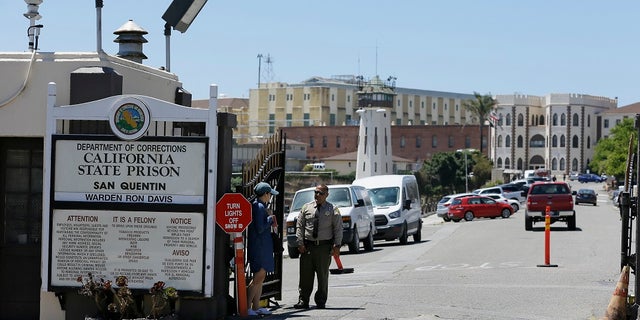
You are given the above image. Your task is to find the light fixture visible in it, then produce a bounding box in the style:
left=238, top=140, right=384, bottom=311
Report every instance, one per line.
left=162, top=0, right=208, bottom=33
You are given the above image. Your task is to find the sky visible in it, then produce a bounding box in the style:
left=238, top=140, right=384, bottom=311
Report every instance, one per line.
left=2, top=1, right=640, bottom=106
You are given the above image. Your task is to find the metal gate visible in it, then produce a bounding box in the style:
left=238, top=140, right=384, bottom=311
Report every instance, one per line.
left=241, top=130, right=286, bottom=304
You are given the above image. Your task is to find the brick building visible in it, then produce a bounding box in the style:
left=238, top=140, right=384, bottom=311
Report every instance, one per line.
left=282, top=124, right=486, bottom=171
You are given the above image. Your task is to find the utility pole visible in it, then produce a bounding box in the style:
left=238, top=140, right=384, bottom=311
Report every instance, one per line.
left=257, top=54, right=263, bottom=89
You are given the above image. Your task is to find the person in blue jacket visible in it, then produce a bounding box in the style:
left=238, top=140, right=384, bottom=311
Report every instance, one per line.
left=246, top=182, right=279, bottom=316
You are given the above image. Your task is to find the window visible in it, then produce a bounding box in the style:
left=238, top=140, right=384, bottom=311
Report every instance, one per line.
left=573, top=113, right=579, bottom=126
left=588, top=115, right=591, bottom=127
left=560, top=135, right=566, bottom=148
left=416, top=136, right=421, bottom=148
left=539, top=115, right=545, bottom=125
left=529, top=134, right=545, bottom=148
left=336, top=136, right=341, bottom=148
left=604, top=119, right=609, bottom=128
left=517, top=158, right=523, bottom=170
left=497, top=157, right=503, bottom=168
left=506, top=115, right=511, bottom=126
left=553, top=114, right=558, bottom=126
left=505, top=136, right=511, bottom=147
left=400, top=136, right=406, bottom=148
left=561, top=113, right=566, bottom=126
left=268, top=114, right=275, bottom=134
left=465, top=136, right=471, bottom=148
left=497, top=135, right=503, bottom=147
left=517, top=114, right=524, bottom=126
left=517, top=135, right=523, bottom=148
left=431, top=135, right=437, bottom=148
left=552, top=135, right=558, bottom=147
left=505, top=157, right=511, bottom=169
left=587, top=136, right=590, bottom=148
left=448, top=136, right=454, bottom=147
left=572, top=135, right=579, bottom=148
left=309, top=136, right=314, bottom=148
left=1, top=138, right=43, bottom=245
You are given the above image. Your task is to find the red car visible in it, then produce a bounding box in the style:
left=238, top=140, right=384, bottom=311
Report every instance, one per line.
left=447, top=195, right=513, bottom=222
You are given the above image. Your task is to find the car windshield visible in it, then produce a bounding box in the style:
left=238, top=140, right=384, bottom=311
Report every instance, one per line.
left=531, top=184, right=570, bottom=194
left=438, top=196, right=452, bottom=204
left=290, top=187, right=353, bottom=212
left=369, top=187, right=400, bottom=206
left=579, top=189, right=595, bottom=194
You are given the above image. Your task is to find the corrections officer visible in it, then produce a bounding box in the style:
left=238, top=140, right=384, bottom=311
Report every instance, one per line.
left=294, top=184, right=342, bottom=309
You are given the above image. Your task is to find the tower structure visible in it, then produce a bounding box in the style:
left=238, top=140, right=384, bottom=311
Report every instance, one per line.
left=355, top=76, right=397, bottom=179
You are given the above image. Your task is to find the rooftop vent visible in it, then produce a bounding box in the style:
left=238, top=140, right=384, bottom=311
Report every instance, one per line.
left=113, top=19, right=148, bottom=63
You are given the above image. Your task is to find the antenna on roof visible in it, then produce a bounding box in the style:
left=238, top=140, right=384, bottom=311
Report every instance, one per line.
left=24, top=0, right=44, bottom=51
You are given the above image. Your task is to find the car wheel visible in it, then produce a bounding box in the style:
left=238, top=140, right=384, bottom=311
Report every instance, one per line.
left=593, top=202, right=597, bottom=206
left=452, top=218, right=461, bottom=222
left=288, top=246, right=299, bottom=259
left=511, top=203, right=519, bottom=212
left=442, top=216, right=451, bottom=222
left=525, top=215, right=533, bottom=231
left=501, top=208, right=511, bottom=219
left=464, top=211, right=474, bottom=221
left=363, top=226, right=374, bottom=252
left=348, top=226, right=360, bottom=254
left=567, top=214, right=577, bottom=230
left=413, top=220, right=422, bottom=243
left=399, top=223, right=408, bottom=244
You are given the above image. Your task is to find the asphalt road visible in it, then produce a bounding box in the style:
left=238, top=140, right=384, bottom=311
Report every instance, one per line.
left=239, top=181, right=625, bottom=320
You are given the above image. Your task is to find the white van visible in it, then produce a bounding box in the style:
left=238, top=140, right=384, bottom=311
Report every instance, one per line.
left=285, top=184, right=375, bottom=258
left=352, top=175, right=422, bottom=244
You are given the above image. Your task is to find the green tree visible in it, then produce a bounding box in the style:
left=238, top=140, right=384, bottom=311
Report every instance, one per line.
left=591, top=118, right=637, bottom=181
left=418, top=152, right=461, bottom=198
left=463, top=92, right=497, bottom=154
left=469, top=151, right=493, bottom=189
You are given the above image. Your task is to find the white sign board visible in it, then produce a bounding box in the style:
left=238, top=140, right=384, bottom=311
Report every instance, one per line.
left=50, top=209, right=204, bottom=291
left=53, top=138, right=206, bottom=204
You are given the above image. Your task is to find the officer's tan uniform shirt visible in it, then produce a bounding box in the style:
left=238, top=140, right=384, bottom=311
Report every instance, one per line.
left=296, top=201, right=342, bottom=247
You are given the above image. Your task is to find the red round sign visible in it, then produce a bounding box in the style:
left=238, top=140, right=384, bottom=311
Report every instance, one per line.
left=216, top=193, right=252, bottom=233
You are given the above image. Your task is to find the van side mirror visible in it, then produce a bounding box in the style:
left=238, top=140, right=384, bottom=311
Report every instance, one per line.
left=404, top=199, right=412, bottom=210
left=355, top=199, right=365, bottom=207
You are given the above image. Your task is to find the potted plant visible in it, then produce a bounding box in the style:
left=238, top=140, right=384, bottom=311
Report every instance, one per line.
left=148, top=281, right=179, bottom=319
left=78, top=273, right=177, bottom=320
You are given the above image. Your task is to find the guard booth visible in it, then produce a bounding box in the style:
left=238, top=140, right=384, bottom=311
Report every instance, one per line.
left=41, top=82, right=241, bottom=319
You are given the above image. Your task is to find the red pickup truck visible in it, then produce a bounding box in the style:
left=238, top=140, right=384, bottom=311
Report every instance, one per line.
left=524, top=182, right=576, bottom=230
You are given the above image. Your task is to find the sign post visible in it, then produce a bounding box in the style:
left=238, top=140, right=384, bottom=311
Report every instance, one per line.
left=216, top=193, right=252, bottom=317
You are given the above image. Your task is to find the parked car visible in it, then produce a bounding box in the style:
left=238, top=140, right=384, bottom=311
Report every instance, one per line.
left=447, top=195, right=513, bottom=222
left=353, top=175, right=423, bottom=244
left=473, top=185, right=525, bottom=203
left=578, top=173, right=605, bottom=183
left=568, top=172, right=580, bottom=181
left=285, top=184, right=375, bottom=258
left=483, top=193, right=520, bottom=212
left=436, top=193, right=475, bottom=221
left=575, top=188, right=597, bottom=206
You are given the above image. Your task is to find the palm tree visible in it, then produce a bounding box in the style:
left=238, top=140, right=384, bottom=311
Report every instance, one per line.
left=463, top=92, right=497, bottom=154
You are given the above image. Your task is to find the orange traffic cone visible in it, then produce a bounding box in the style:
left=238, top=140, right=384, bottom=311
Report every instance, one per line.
left=602, top=265, right=629, bottom=320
